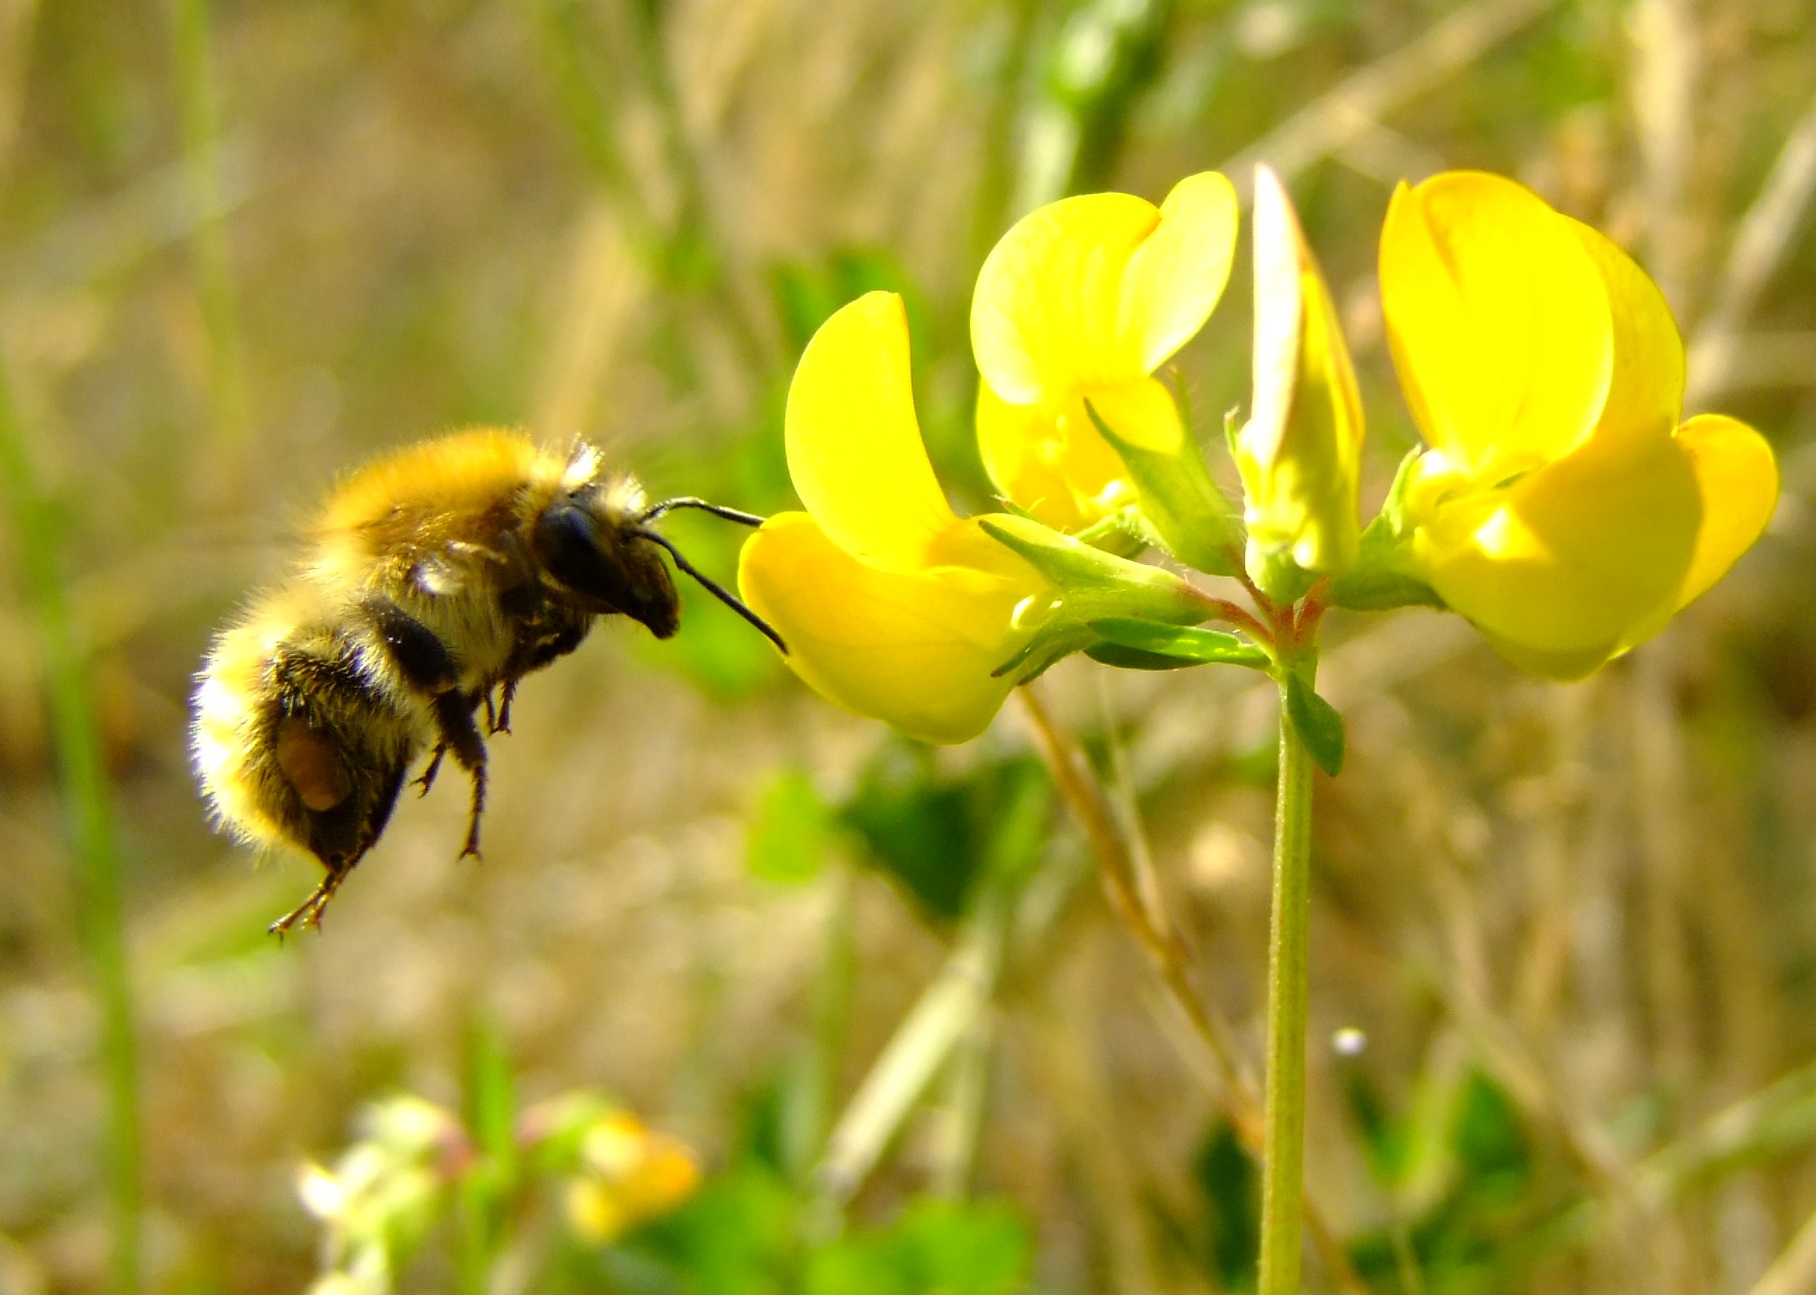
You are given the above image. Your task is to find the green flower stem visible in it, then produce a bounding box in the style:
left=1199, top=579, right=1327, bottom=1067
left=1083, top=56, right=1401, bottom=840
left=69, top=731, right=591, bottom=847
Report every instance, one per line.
left=1258, top=665, right=1316, bottom=1295
left=1017, top=685, right=1369, bottom=1295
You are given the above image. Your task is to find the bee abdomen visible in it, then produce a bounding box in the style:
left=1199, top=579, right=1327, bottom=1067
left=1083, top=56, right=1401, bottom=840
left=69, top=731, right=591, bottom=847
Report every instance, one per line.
left=193, top=604, right=427, bottom=871
left=265, top=632, right=421, bottom=867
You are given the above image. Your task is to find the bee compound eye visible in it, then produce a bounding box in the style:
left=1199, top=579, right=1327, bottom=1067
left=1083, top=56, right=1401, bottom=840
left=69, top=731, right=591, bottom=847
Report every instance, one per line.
left=533, top=500, right=678, bottom=635
left=532, top=502, right=608, bottom=596
left=274, top=717, right=353, bottom=812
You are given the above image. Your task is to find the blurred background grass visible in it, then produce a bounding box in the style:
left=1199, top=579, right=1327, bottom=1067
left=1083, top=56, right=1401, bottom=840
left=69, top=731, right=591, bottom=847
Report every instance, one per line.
left=3, top=0, right=1816, bottom=1291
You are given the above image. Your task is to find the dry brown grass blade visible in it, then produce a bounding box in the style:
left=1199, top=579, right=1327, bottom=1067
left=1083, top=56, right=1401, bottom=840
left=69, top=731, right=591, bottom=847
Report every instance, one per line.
left=1629, top=0, right=1697, bottom=300
left=1220, top=0, right=1563, bottom=194
left=0, top=0, right=37, bottom=179
left=1540, top=1056, right=1816, bottom=1265
left=1687, top=87, right=1816, bottom=404
left=1747, top=1207, right=1816, bottom=1295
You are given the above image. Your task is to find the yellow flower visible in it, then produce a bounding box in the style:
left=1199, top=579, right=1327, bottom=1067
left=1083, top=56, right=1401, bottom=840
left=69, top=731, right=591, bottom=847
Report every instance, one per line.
left=1380, top=171, right=1777, bottom=678
left=972, top=171, right=1239, bottom=533
left=738, top=292, right=1056, bottom=744
left=563, top=1112, right=701, bottom=1245
left=1235, top=165, right=1365, bottom=597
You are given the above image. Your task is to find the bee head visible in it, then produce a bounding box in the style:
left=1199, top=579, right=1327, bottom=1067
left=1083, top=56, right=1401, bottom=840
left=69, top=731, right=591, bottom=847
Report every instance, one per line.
left=532, top=487, right=681, bottom=638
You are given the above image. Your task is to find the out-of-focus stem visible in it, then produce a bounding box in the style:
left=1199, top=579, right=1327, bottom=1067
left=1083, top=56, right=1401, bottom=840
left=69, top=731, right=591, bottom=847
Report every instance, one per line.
left=813, top=883, right=1007, bottom=1211
left=1017, top=685, right=1365, bottom=1295
left=1258, top=673, right=1315, bottom=1295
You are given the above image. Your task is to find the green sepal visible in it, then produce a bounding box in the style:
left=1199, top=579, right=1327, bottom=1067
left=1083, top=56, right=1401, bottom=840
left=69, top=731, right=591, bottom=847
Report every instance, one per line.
left=1069, top=506, right=1159, bottom=559
left=978, top=514, right=1211, bottom=626
left=1088, top=618, right=1271, bottom=670
left=990, top=623, right=1093, bottom=680
left=1377, top=445, right=1422, bottom=533
left=994, top=497, right=1043, bottom=523
left=1285, top=674, right=1345, bottom=776
left=1326, top=518, right=1445, bottom=610
left=1326, top=450, right=1445, bottom=612
left=1084, top=401, right=1243, bottom=577
left=982, top=515, right=1220, bottom=683
left=1246, top=542, right=1317, bottom=605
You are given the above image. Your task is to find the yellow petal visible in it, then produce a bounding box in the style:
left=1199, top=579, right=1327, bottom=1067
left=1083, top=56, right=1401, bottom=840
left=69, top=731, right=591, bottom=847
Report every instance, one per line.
left=972, top=173, right=1237, bottom=403
left=1240, top=165, right=1364, bottom=573
left=973, top=191, right=1156, bottom=402
left=1411, top=433, right=1701, bottom=678
left=975, top=378, right=1179, bottom=531
left=1570, top=218, right=1685, bottom=449
left=738, top=513, right=1048, bottom=744
left=1380, top=172, right=1612, bottom=478
left=1120, top=171, right=1240, bottom=374
left=1671, top=412, right=1778, bottom=608
left=1086, top=375, right=1188, bottom=454
left=786, top=291, right=955, bottom=572
left=1609, top=414, right=1778, bottom=656
left=976, top=385, right=1116, bottom=533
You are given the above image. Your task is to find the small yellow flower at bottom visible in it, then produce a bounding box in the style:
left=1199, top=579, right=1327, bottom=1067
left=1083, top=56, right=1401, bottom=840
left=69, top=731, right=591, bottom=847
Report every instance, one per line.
left=563, top=1113, right=701, bottom=1245
left=739, top=292, right=1056, bottom=744
left=1379, top=171, right=1777, bottom=677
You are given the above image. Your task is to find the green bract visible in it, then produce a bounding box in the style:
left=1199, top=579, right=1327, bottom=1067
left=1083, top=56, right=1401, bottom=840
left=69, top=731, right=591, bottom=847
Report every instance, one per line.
left=1234, top=165, right=1366, bottom=603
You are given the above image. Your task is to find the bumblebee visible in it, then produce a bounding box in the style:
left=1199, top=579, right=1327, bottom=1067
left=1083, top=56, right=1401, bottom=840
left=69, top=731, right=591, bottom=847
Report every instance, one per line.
left=191, top=428, right=781, bottom=934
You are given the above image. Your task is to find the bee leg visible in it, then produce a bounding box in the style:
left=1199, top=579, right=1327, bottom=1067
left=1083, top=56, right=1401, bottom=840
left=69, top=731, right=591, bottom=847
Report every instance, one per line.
left=364, top=598, right=467, bottom=802
left=364, top=598, right=490, bottom=860
left=430, top=689, right=488, bottom=861
left=493, top=679, right=518, bottom=735
left=481, top=689, right=499, bottom=734
left=268, top=857, right=355, bottom=937
left=415, top=743, right=447, bottom=795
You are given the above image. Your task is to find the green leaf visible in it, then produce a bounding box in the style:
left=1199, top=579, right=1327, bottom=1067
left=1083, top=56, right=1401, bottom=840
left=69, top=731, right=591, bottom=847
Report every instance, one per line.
left=1085, top=642, right=1205, bottom=670
left=746, top=768, right=832, bottom=884
left=1285, top=674, right=1345, bottom=776
left=1089, top=618, right=1271, bottom=669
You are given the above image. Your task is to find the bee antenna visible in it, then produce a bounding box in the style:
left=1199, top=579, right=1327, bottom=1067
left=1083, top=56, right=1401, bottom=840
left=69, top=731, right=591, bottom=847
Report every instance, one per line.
left=639, top=497, right=768, bottom=528
left=633, top=528, right=788, bottom=655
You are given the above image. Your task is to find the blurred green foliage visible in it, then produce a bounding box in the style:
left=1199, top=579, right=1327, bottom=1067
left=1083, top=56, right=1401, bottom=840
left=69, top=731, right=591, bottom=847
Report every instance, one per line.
left=840, top=746, right=1051, bottom=922
left=747, top=769, right=834, bottom=886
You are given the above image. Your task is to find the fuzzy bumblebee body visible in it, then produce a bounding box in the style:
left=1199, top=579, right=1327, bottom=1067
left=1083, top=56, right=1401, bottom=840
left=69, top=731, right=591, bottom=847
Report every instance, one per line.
left=193, top=429, right=691, bottom=933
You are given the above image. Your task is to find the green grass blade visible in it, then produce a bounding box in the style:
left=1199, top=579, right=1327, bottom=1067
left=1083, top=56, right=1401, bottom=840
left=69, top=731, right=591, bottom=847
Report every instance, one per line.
left=0, top=362, right=141, bottom=1293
